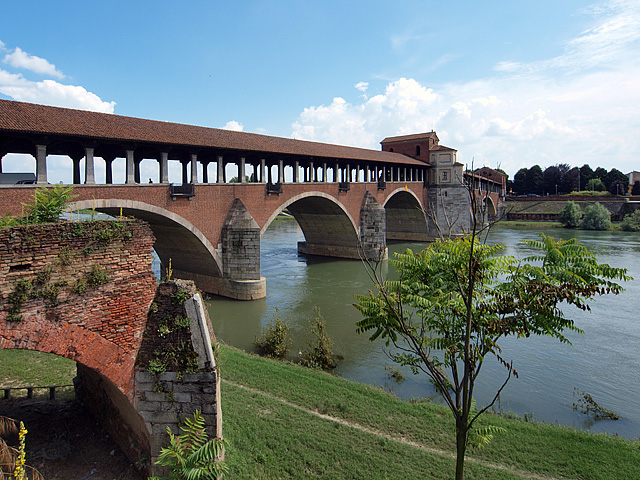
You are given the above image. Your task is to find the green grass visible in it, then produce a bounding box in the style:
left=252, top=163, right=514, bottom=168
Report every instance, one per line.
left=0, top=349, right=76, bottom=399
left=3, top=346, right=639, bottom=479
left=219, top=346, right=640, bottom=480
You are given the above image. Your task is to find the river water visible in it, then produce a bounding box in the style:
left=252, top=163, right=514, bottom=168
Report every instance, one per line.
left=206, top=217, right=640, bottom=439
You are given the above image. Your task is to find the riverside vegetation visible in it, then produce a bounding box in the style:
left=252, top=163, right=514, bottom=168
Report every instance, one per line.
left=3, top=347, right=639, bottom=479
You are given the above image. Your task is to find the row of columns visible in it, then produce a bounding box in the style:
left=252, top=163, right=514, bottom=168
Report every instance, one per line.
left=29, top=144, right=426, bottom=185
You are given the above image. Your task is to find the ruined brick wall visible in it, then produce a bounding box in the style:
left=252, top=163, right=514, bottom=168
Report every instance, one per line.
left=0, top=220, right=157, bottom=397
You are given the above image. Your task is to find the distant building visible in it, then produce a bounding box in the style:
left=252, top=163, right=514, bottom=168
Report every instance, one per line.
left=472, top=166, right=507, bottom=199
left=627, top=171, right=640, bottom=193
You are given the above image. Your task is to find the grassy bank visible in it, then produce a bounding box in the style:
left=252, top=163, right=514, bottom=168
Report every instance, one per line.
left=2, top=347, right=639, bottom=479
left=218, top=346, right=640, bottom=479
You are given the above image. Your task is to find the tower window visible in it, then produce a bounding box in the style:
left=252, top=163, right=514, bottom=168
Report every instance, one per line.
left=416, top=145, right=421, bottom=156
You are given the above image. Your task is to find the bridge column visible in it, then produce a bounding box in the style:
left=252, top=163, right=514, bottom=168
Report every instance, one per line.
left=259, top=159, right=266, bottom=183
left=85, top=147, right=95, bottom=185
left=202, top=161, right=209, bottom=183
left=191, top=154, right=198, bottom=184
left=217, top=156, right=224, bottom=183
left=293, top=161, right=299, bottom=183
left=71, top=154, right=82, bottom=185
left=104, top=155, right=115, bottom=184
left=218, top=199, right=266, bottom=300
left=278, top=159, right=284, bottom=184
left=126, top=150, right=135, bottom=184
left=35, top=144, right=47, bottom=184
left=239, top=156, right=245, bottom=183
left=360, top=191, right=388, bottom=262
left=160, top=152, right=169, bottom=183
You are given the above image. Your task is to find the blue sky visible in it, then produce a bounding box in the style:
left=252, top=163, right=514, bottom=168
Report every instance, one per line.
left=1, top=0, right=639, bottom=182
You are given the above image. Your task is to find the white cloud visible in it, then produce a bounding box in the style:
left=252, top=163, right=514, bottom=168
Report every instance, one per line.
left=0, top=70, right=115, bottom=113
left=291, top=2, right=640, bottom=177
left=3, top=47, right=65, bottom=79
left=222, top=120, right=244, bottom=131
left=354, top=81, right=369, bottom=92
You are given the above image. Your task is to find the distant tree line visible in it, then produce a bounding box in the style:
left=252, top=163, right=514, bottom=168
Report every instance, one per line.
left=509, top=164, right=630, bottom=196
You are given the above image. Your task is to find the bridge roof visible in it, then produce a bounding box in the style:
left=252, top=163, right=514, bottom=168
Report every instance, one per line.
left=0, top=99, right=426, bottom=166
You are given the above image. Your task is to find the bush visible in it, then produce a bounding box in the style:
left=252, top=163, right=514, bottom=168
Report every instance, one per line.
left=254, top=313, right=292, bottom=359
left=558, top=201, right=582, bottom=228
left=580, top=202, right=611, bottom=230
left=621, top=210, right=640, bottom=232
left=22, top=185, right=76, bottom=224
left=300, top=308, right=338, bottom=370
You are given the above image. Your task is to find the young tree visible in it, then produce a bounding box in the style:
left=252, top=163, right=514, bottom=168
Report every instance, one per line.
left=354, top=200, right=629, bottom=480
left=558, top=201, right=582, bottom=228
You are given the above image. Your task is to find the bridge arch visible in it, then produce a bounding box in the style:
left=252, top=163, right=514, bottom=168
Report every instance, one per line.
left=261, top=191, right=360, bottom=259
left=383, top=188, right=430, bottom=241
left=69, top=199, right=223, bottom=278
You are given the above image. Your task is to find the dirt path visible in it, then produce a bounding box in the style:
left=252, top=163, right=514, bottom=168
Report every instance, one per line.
left=223, top=379, right=561, bottom=480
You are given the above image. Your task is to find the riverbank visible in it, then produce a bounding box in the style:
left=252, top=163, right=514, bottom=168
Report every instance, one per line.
left=2, top=347, right=639, bottom=478
left=219, top=345, right=639, bottom=479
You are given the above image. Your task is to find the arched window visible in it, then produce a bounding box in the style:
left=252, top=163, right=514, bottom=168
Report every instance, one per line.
left=389, top=148, right=394, bottom=152
left=416, top=145, right=421, bottom=156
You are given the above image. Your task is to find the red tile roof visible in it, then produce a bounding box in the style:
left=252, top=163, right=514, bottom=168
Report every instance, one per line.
left=380, top=132, right=438, bottom=144
left=0, top=99, right=426, bottom=166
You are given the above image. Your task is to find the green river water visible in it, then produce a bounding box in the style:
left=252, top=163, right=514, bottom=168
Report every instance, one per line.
left=205, top=217, right=640, bottom=439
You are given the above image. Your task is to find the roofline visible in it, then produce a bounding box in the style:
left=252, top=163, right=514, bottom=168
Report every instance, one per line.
left=0, top=99, right=428, bottom=166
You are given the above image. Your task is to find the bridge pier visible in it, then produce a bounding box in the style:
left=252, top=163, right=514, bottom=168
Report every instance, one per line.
left=216, top=199, right=266, bottom=300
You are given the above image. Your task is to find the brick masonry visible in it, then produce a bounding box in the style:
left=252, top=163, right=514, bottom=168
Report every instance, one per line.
left=0, top=219, right=157, bottom=396
left=0, top=221, right=223, bottom=476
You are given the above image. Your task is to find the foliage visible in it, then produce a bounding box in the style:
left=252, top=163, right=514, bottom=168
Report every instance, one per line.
left=299, top=308, right=338, bottom=370
left=558, top=201, right=582, bottom=228
left=254, top=312, right=292, bottom=359
left=580, top=202, right=611, bottom=230
left=632, top=181, right=640, bottom=196
left=586, top=178, right=606, bottom=192
left=171, top=286, right=192, bottom=305
left=621, top=210, right=640, bottom=232
left=86, top=264, right=109, bottom=286
left=0, top=417, right=44, bottom=480
left=21, top=185, right=77, bottom=224
left=354, top=231, right=629, bottom=479
left=149, top=410, right=226, bottom=480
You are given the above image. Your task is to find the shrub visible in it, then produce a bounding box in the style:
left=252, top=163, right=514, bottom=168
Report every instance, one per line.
left=300, top=308, right=338, bottom=370
left=621, top=210, right=640, bottom=232
left=580, top=202, right=611, bottom=230
left=558, top=201, right=582, bottom=228
left=22, top=185, right=76, bottom=224
left=254, top=313, right=292, bottom=359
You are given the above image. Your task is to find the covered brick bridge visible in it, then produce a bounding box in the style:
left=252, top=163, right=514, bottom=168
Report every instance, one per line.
left=0, top=99, right=500, bottom=299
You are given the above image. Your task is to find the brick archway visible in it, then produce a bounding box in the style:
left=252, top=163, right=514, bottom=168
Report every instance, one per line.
left=69, top=199, right=223, bottom=278
left=383, top=188, right=429, bottom=241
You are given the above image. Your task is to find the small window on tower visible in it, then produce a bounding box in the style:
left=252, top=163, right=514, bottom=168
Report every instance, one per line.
left=416, top=145, right=421, bottom=156
left=442, top=171, right=448, bottom=180
left=389, top=148, right=394, bottom=152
